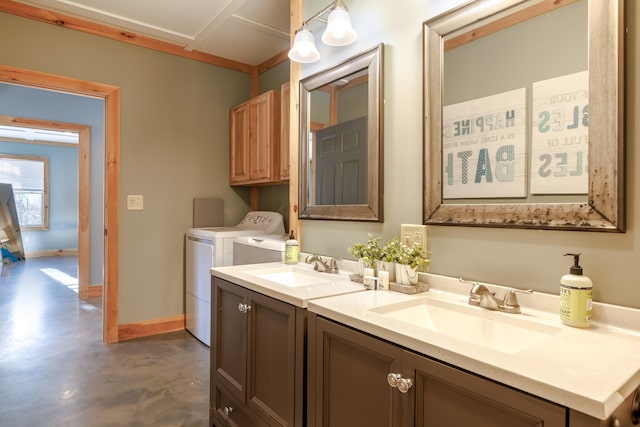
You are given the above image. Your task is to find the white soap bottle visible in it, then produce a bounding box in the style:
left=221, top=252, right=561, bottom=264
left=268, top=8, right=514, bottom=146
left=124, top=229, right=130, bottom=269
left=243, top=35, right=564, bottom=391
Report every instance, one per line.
left=560, top=253, right=593, bottom=328
left=285, top=230, right=299, bottom=264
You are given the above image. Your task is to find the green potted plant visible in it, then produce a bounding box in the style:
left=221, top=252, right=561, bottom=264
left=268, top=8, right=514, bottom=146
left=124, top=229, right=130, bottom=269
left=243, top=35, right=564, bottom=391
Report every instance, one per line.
left=395, top=241, right=430, bottom=285
left=348, top=234, right=383, bottom=274
left=378, top=237, right=402, bottom=282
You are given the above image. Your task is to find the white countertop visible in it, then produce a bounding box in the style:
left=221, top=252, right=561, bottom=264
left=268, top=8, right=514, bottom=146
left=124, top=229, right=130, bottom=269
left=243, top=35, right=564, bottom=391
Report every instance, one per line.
left=209, top=262, right=640, bottom=420
left=210, top=261, right=366, bottom=308
left=307, top=273, right=640, bottom=420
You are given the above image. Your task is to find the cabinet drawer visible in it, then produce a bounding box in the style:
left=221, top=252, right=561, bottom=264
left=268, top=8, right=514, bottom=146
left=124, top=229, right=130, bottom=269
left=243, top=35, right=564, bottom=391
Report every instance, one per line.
left=213, top=385, right=265, bottom=427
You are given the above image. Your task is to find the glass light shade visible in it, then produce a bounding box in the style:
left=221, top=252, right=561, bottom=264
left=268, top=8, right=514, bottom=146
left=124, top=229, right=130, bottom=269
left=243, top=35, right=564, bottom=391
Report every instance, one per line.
left=288, top=28, right=320, bottom=63
left=321, top=6, right=357, bottom=46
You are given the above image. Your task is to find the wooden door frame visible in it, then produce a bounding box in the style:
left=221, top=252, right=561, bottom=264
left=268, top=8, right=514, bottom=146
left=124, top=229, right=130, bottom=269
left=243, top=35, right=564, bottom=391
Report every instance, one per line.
left=0, top=115, right=91, bottom=297
left=0, top=65, right=120, bottom=343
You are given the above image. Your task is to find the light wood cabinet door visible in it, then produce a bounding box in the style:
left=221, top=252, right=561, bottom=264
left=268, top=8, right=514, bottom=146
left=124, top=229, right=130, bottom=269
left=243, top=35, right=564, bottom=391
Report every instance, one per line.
left=229, top=101, right=251, bottom=184
left=279, top=82, right=290, bottom=181
left=311, top=317, right=405, bottom=427
left=229, top=90, right=280, bottom=185
left=404, top=350, right=566, bottom=427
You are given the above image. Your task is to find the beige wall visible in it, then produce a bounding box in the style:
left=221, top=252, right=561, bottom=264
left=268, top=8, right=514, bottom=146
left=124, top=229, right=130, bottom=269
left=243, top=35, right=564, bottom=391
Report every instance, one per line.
left=300, top=0, right=640, bottom=308
left=0, top=12, right=252, bottom=323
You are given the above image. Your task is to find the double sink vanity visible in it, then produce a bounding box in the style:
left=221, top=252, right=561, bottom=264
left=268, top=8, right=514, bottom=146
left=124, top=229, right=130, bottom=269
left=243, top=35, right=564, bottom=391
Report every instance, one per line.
left=209, top=258, right=640, bottom=427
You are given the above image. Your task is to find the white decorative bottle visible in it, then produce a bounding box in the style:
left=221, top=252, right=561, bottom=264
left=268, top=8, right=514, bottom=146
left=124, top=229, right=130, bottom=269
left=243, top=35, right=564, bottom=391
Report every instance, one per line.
left=560, top=253, right=593, bottom=328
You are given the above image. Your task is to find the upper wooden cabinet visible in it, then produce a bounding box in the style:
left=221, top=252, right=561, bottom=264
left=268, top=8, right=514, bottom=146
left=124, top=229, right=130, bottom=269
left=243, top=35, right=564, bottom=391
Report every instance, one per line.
left=229, top=89, right=282, bottom=185
left=279, top=82, right=290, bottom=181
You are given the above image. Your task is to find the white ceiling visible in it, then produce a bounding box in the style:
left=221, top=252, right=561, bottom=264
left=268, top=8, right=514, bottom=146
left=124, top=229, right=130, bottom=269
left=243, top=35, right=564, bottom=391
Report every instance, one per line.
left=14, top=0, right=291, bottom=67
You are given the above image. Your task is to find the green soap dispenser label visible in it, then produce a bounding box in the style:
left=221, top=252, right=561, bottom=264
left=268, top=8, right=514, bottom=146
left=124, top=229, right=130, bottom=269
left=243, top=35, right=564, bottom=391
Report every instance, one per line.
left=285, top=245, right=298, bottom=264
left=560, top=285, right=592, bottom=323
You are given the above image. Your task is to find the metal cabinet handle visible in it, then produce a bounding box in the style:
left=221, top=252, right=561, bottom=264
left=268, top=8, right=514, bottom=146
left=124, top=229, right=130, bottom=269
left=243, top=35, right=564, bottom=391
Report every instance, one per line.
left=387, top=373, right=412, bottom=393
left=238, top=303, right=251, bottom=313
left=397, top=377, right=413, bottom=393
left=223, top=406, right=233, bottom=416
left=387, top=373, right=401, bottom=388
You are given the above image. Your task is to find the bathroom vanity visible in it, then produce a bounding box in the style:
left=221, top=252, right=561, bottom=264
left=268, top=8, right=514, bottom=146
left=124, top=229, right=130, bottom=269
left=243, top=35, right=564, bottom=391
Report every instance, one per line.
left=210, top=264, right=640, bottom=427
left=209, top=261, right=365, bottom=427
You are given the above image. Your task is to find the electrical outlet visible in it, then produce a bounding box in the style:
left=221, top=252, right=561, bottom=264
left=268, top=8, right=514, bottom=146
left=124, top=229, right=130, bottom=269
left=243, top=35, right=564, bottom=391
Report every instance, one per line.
left=127, top=195, right=144, bottom=211
left=400, top=224, right=427, bottom=254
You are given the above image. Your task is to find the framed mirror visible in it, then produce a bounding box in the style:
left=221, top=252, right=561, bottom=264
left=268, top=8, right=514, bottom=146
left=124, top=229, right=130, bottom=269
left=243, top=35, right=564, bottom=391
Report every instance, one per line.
left=423, top=0, right=624, bottom=231
left=299, top=44, right=383, bottom=221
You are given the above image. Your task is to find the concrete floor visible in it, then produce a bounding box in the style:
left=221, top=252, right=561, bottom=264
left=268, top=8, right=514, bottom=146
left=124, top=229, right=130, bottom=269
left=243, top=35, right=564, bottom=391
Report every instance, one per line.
left=0, top=256, right=210, bottom=427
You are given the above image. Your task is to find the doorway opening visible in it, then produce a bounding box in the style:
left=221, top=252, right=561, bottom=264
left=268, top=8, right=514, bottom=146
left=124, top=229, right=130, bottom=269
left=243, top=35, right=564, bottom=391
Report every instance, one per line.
left=0, top=116, right=93, bottom=297
left=0, top=65, right=121, bottom=343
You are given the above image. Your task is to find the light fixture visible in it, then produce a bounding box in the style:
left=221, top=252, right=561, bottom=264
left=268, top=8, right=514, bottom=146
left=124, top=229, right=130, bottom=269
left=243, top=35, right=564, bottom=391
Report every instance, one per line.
left=322, top=3, right=357, bottom=46
left=288, top=0, right=358, bottom=64
left=288, top=27, right=321, bottom=63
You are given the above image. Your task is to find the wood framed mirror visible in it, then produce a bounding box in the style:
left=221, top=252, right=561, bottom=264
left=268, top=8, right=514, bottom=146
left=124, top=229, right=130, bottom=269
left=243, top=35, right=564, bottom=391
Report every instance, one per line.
left=299, top=44, right=383, bottom=221
left=423, top=0, right=624, bottom=231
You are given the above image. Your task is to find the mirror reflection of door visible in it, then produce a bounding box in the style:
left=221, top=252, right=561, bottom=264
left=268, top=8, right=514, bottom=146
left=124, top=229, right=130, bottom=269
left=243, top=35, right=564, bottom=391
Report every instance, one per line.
left=313, top=116, right=367, bottom=205
left=308, top=69, right=369, bottom=206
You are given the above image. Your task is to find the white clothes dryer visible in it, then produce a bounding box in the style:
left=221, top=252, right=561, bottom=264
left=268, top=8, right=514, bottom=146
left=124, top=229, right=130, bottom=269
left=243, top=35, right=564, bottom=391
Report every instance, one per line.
left=185, top=211, right=284, bottom=345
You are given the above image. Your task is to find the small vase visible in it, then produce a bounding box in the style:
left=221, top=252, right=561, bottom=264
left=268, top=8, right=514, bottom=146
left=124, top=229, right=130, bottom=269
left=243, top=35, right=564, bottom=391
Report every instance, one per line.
left=395, top=263, right=418, bottom=285
left=376, top=260, right=396, bottom=283
left=355, top=258, right=365, bottom=277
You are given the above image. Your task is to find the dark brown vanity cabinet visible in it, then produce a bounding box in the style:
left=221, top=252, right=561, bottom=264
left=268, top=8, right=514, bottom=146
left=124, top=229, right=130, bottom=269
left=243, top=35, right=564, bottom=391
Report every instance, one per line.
left=211, top=277, right=306, bottom=427
left=308, top=315, right=566, bottom=427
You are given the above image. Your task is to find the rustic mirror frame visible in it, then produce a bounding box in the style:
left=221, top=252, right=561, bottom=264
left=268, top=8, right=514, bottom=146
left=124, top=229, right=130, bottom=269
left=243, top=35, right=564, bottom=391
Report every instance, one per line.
left=299, top=44, right=383, bottom=222
left=423, top=0, right=624, bottom=231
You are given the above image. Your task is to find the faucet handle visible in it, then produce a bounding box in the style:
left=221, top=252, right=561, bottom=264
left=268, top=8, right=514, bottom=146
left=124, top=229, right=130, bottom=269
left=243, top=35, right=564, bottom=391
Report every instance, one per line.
left=502, top=288, right=533, bottom=313
left=328, top=257, right=340, bottom=274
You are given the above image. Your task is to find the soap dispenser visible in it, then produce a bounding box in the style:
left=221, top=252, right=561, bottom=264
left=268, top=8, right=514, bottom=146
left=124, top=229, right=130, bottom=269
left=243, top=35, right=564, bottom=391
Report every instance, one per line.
left=560, top=253, right=593, bottom=328
left=285, top=230, right=299, bottom=265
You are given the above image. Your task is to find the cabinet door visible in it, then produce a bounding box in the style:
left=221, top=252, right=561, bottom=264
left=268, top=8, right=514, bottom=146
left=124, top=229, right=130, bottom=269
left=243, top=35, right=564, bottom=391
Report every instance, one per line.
left=249, top=91, right=279, bottom=182
left=213, top=278, right=248, bottom=404
left=247, top=291, right=297, bottom=426
left=404, top=350, right=566, bottom=427
left=279, top=82, right=290, bottom=181
left=230, top=102, right=251, bottom=184
left=313, top=317, right=405, bottom=427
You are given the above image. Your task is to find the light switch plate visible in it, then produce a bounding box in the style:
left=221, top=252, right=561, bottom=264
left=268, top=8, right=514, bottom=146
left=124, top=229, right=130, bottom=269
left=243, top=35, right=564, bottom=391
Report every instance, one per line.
left=127, top=195, right=144, bottom=211
left=400, top=224, right=427, bottom=254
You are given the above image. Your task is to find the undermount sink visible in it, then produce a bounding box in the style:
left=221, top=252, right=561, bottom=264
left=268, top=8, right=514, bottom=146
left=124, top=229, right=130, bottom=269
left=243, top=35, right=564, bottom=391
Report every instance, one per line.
left=247, top=265, right=342, bottom=288
left=368, top=297, right=561, bottom=354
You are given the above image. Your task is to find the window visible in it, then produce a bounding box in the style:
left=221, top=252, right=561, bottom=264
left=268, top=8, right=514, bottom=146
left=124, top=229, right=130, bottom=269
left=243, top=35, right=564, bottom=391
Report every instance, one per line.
left=0, top=155, right=49, bottom=230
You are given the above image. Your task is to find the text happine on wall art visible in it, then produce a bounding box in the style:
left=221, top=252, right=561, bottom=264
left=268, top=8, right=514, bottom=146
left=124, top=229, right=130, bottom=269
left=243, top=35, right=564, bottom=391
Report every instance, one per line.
left=442, top=70, right=588, bottom=200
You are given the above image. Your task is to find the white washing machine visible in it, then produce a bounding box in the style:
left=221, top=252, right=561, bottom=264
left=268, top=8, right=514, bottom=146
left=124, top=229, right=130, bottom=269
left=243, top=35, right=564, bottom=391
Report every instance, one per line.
left=233, top=235, right=287, bottom=265
left=185, top=211, right=285, bottom=345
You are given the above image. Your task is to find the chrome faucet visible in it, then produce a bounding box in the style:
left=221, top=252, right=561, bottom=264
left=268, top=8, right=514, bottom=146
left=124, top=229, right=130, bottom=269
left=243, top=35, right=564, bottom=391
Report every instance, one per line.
left=305, top=254, right=339, bottom=274
left=459, top=278, right=532, bottom=314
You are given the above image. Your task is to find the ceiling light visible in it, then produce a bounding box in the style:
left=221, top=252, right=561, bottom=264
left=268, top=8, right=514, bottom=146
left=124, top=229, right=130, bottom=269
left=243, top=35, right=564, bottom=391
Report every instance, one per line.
left=288, top=0, right=358, bottom=64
